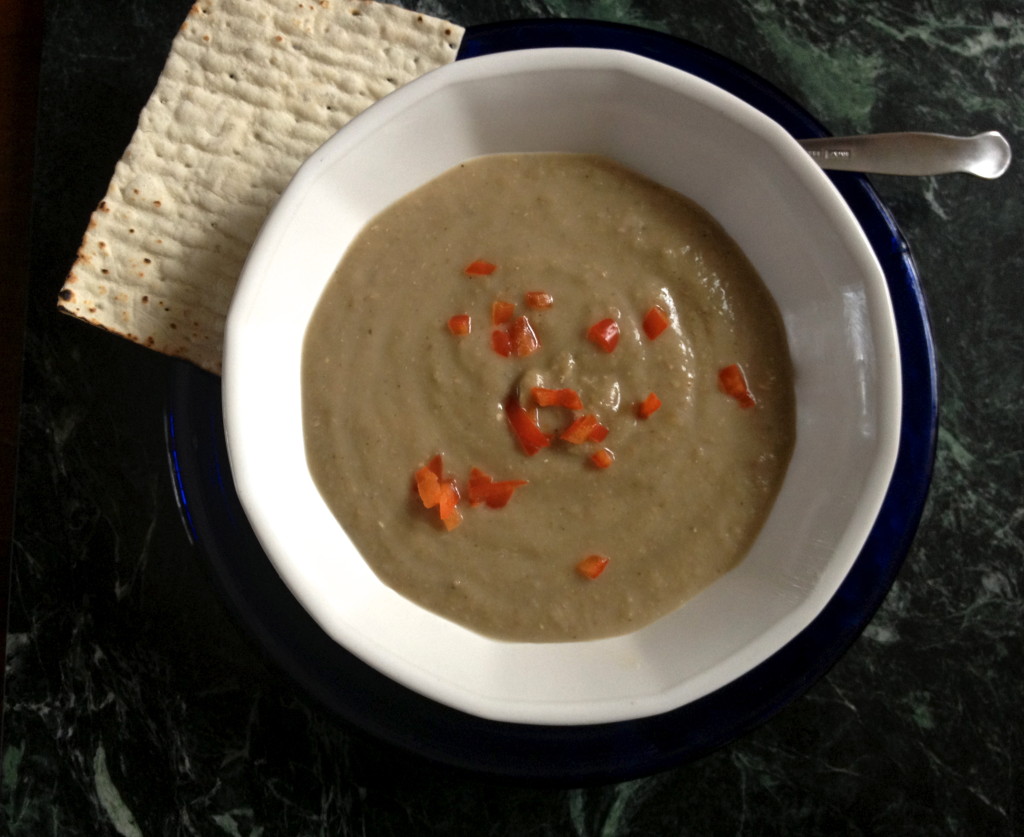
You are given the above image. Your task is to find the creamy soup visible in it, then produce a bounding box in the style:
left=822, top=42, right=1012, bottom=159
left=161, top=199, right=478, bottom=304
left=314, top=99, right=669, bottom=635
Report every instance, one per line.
left=301, top=153, right=795, bottom=642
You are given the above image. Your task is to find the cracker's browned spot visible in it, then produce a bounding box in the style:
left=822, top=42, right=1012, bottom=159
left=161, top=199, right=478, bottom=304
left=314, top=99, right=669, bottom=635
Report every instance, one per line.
left=153, top=200, right=162, bottom=207
left=88, top=219, right=98, bottom=229
left=101, top=269, right=110, bottom=275
left=59, top=289, right=74, bottom=302
left=142, top=296, right=149, bottom=303
left=143, top=258, right=152, bottom=264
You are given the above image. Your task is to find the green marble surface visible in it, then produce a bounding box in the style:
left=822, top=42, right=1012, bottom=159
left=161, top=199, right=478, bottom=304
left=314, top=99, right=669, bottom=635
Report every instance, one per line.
left=5, top=0, right=1022, bottom=834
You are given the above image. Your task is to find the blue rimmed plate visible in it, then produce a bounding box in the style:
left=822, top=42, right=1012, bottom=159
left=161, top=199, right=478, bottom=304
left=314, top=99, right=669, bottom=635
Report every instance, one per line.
left=166, top=18, right=936, bottom=784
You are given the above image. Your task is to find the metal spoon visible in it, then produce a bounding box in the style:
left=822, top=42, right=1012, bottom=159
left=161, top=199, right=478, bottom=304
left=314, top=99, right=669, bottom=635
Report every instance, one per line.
left=798, top=131, right=1011, bottom=179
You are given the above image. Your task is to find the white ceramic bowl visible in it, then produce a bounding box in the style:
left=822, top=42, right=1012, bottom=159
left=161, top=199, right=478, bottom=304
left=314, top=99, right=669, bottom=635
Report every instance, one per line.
left=223, top=48, right=901, bottom=726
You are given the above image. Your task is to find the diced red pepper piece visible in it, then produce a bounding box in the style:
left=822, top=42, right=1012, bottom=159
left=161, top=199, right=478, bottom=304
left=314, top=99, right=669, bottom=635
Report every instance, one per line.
left=438, top=479, right=460, bottom=521
left=491, top=329, right=512, bottom=357
left=414, top=455, right=462, bottom=529
left=477, top=482, right=519, bottom=509
left=442, top=505, right=463, bottom=531
left=524, top=291, right=554, bottom=310
left=491, top=314, right=540, bottom=358
left=414, top=455, right=445, bottom=506
left=531, top=387, right=559, bottom=407
left=587, top=318, right=620, bottom=353
left=643, top=305, right=670, bottom=340
left=719, top=363, right=756, bottom=408
left=560, top=413, right=601, bottom=444
left=424, top=454, right=443, bottom=479
left=590, top=448, right=614, bottom=469
left=467, top=467, right=494, bottom=507
left=588, top=423, right=610, bottom=443
left=576, top=554, right=610, bottom=580
left=414, top=464, right=442, bottom=508
left=560, top=390, right=584, bottom=410
left=492, top=299, right=515, bottom=325
left=467, top=467, right=528, bottom=509
left=447, top=314, right=471, bottom=336
left=531, top=386, right=584, bottom=410
left=508, top=315, right=540, bottom=357
left=505, top=396, right=552, bottom=456
left=465, top=259, right=497, bottom=276
left=637, top=392, right=662, bottom=418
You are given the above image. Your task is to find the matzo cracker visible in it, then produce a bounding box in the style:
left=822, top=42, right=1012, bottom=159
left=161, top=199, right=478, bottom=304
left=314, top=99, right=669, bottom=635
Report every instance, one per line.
left=58, top=0, right=463, bottom=374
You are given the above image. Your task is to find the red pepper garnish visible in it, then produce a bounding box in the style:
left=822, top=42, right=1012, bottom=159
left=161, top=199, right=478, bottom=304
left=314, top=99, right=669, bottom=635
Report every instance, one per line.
left=587, top=318, right=620, bottom=353
left=425, top=454, right=443, bottom=479
left=576, top=554, right=610, bottom=579
left=507, top=315, right=540, bottom=357
left=437, top=479, right=461, bottom=521
left=414, top=459, right=443, bottom=507
left=589, top=448, right=614, bottom=469
left=637, top=392, right=662, bottom=418
left=524, top=291, right=554, bottom=310
left=467, top=467, right=496, bottom=507
left=492, top=315, right=540, bottom=358
left=642, top=305, right=670, bottom=340
left=465, top=259, right=497, bottom=276
left=719, top=363, right=756, bottom=408
left=588, top=423, right=610, bottom=443
left=531, top=386, right=584, bottom=410
left=441, top=506, right=463, bottom=531
left=467, top=467, right=528, bottom=509
left=414, top=455, right=462, bottom=530
left=505, top=396, right=552, bottom=456
left=447, top=314, right=471, bottom=336
left=492, top=299, right=515, bottom=325
left=560, top=414, right=601, bottom=444
left=491, top=329, right=512, bottom=357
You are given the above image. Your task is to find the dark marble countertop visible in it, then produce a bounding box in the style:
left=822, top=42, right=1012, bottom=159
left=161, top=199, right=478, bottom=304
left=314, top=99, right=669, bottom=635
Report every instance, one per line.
left=5, top=1, right=1022, bottom=834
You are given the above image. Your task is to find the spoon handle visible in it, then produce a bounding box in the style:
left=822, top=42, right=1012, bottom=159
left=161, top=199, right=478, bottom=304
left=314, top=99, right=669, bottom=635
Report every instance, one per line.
left=798, top=131, right=1011, bottom=179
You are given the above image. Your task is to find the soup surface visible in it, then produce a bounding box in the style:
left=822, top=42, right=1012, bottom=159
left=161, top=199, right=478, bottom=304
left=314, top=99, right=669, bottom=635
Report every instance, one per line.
left=302, top=153, right=795, bottom=642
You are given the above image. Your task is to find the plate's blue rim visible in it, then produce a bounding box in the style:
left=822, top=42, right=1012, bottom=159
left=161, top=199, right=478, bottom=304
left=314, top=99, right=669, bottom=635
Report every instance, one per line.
left=165, top=18, right=938, bottom=785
